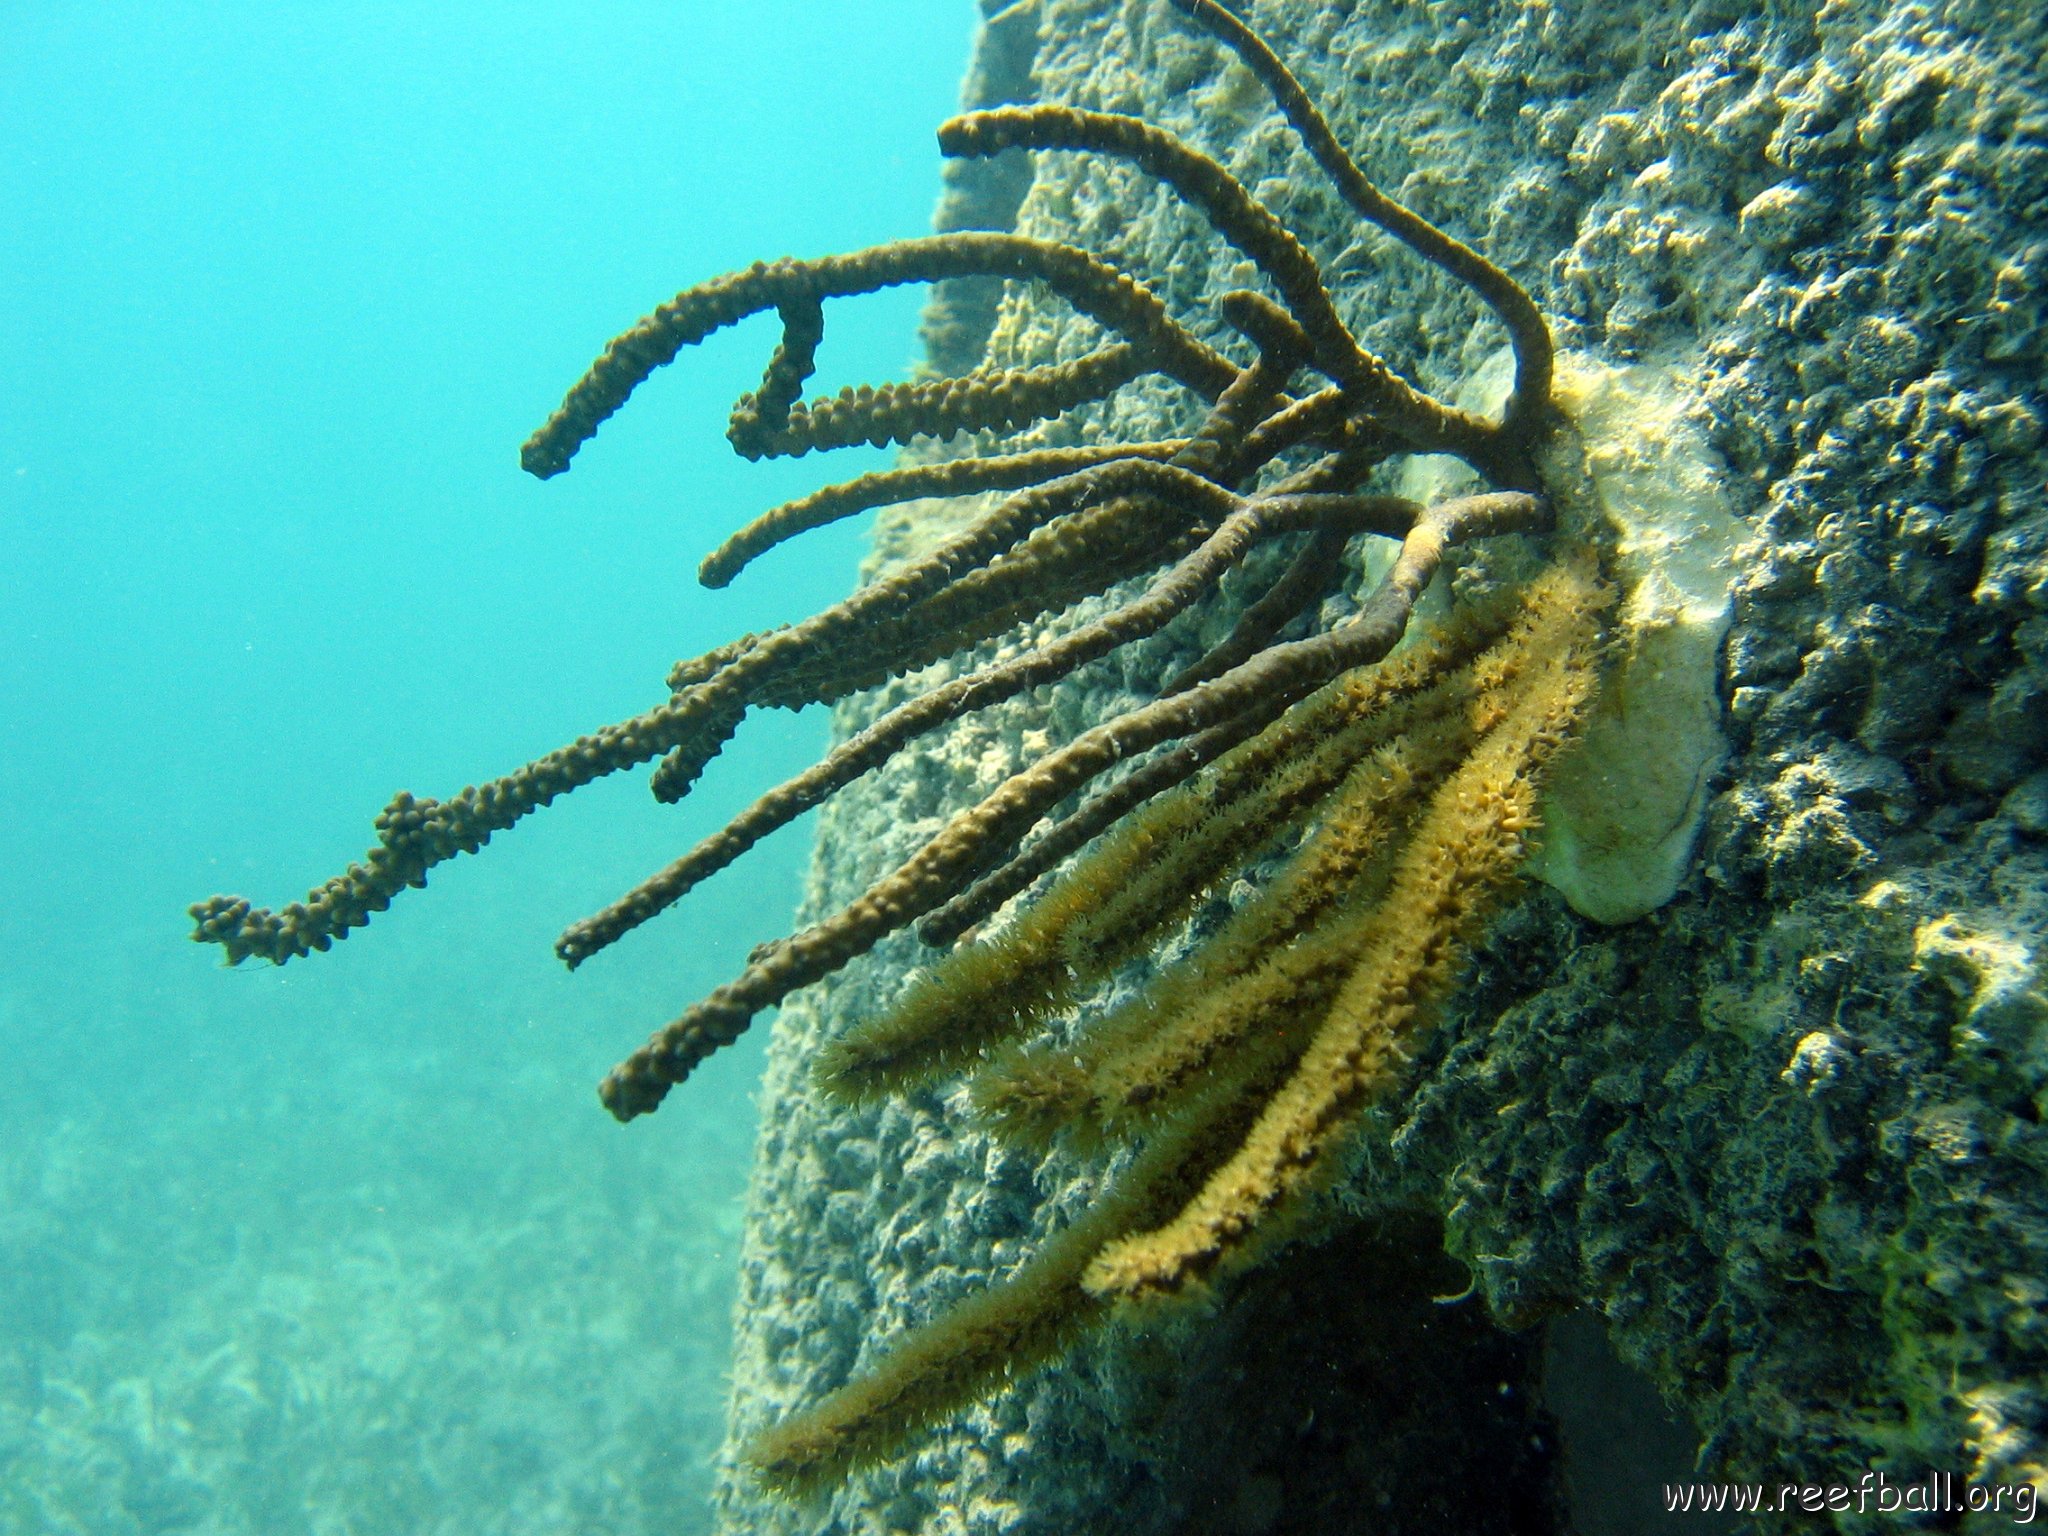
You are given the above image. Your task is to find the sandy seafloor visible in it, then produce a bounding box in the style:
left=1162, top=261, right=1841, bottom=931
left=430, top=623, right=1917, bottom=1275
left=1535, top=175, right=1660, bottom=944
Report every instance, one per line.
left=0, top=5, right=975, bottom=1532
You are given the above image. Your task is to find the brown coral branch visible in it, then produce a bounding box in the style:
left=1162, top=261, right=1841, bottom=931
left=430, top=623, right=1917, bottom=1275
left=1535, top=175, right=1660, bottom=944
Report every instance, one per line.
left=595, top=490, right=1545, bottom=1120
left=834, top=583, right=1534, bottom=1099
left=698, top=441, right=1187, bottom=590
left=183, top=0, right=1588, bottom=1493
left=187, top=699, right=716, bottom=966
left=1082, top=561, right=1610, bottom=1298
left=519, top=233, right=1237, bottom=478
left=751, top=561, right=1609, bottom=1490
left=937, top=106, right=1523, bottom=480
left=729, top=344, right=1150, bottom=460
left=1166, top=0, right=1554, bottom=436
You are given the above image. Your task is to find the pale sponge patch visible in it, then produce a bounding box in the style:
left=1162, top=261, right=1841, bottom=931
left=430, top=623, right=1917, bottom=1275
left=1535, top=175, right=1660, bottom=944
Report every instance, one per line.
left=1530, top=354, right=1746, bottom=923
left=1399, top=350, right=1745, bottom=922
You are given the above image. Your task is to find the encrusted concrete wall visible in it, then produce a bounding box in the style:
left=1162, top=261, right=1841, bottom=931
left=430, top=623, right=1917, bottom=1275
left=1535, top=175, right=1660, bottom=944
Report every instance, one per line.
left=711, top=2, right=2048, bottom=1532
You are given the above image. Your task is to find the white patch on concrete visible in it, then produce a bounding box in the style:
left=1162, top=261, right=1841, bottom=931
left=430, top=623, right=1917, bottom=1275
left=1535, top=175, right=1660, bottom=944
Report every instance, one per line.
left=1531, top=353, right=1746, bottom=923
left=1397, top=349, right=1745, bottom=921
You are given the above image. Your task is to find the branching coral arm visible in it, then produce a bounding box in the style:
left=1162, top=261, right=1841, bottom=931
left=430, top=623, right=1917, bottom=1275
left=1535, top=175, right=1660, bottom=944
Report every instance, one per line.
left=937, top=107, right=1524, bottom=481
left=520, top=233, right=1236, bottom=478
left=698, top=442, right=1188, bottom=589
left=1166, top=0, right=1554, bottom=437
left=558, top=482, right=1416, bottom=969
left=594, top=490, right=1547, bottom=1119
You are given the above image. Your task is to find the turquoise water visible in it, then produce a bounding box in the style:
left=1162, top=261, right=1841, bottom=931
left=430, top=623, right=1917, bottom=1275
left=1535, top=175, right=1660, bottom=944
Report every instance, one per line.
left=1, top=5, right=970, bottom=1530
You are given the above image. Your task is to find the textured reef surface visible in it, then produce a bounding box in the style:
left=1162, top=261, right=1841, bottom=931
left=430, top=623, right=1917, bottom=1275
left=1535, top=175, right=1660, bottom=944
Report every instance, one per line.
left=715, top=0, right=2048, bottom=1533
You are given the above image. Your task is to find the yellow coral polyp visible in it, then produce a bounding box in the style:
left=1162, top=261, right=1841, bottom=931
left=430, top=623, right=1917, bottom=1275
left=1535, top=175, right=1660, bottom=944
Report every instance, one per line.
left=755, top=558, right=1611, bottom=1484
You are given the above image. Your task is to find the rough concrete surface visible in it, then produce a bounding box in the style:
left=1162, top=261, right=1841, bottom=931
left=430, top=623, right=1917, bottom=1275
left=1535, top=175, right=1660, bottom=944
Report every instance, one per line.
left=710, top=1, right=2048, bottom=1532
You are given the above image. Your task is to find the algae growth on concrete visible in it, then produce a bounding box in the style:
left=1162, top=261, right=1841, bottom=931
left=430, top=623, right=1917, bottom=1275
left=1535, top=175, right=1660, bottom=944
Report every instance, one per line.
left=712, top=1, right=2048, bottom=1533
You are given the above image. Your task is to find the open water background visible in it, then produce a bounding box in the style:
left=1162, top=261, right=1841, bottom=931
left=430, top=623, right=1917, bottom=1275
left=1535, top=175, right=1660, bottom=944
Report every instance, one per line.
left=1, top=5, right=969, bottom=1530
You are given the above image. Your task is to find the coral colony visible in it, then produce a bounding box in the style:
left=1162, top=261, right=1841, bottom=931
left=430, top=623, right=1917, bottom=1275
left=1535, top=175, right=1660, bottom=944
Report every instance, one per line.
left=192, top=0, right=1604, bottom=1488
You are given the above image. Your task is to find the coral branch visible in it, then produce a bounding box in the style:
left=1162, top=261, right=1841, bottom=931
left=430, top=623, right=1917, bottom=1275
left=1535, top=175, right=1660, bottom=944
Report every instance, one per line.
left=1083, top=561, right=1610, bottom=1298
left=1166, top=0, right=1554, bottom=435
left=938, top=107, right=1520, bottom=478
left=698, top=441, right=1186, bottom=590
left=755, top=560, right=1610, bottom=1489
left=519, top=233, right=1236, bottom=478
left=596, top=491, right=1546, bottom=1120
left=187, top=0, right=1578, bottom=1492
